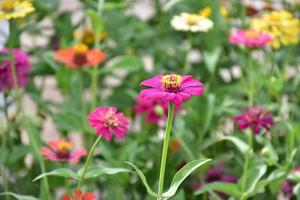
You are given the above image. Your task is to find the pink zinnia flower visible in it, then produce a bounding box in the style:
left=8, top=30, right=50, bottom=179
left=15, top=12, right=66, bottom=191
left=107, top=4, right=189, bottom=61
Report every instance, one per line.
left=140, top=74, right=205, bottom=105
left=0, top=48, right=31, bottom=92
left=87, top=107, right=130, bottom=140
left=135, top=95, right=169, bottom=124
left=62, top=189, right=96, bottom=200
left=40, top=139, right=87, bottom=163
left=229, top=29, right=272, bottom=48
left=234, top=107, right=274, bottom=134
left=281, top=181, right=295, bottom=198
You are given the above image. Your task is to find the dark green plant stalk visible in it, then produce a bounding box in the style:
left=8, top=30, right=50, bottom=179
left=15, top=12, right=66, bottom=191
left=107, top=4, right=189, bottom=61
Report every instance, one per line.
left=25, top=123, right=50, bottom=200
left=240, top=130, right=253, bottom=200
left=157, top=102, right=175, bottom=199
left=77, top=136, right=102, bottom=188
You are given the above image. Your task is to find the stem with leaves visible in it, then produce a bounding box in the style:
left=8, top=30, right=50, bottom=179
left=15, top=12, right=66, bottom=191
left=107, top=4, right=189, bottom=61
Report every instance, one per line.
left=240, top=130, right=253, bottom=200
left=77, top=136, right=102, bottom=188
left=157, top=102, right=175, bottom=199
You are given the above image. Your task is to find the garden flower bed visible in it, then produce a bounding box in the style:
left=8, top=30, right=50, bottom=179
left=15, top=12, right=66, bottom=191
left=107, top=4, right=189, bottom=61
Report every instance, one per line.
left=0, top=0, right=300, bottom=199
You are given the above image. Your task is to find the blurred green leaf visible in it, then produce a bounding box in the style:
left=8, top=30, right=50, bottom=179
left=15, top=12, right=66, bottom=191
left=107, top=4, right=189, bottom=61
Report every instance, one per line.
left=87, top=9, right=105, bottom=36
left=163, top=159, right=211, bottom=199
left=221, top=136, right=248, bottom=154
left=106, top=55, right=144, bottom=73
left=77, top=165, right=130, bottom=179
left=194, top=182, right=242, bottom=197
left=203, top=47, right=222, bottom=75
left=0, top=192, right=39, bottom=200
left=33, top=168, right=79, bottom=182
left=125, top=161, right=158, bottom=198
left=243, top=164, right=267, bottom=196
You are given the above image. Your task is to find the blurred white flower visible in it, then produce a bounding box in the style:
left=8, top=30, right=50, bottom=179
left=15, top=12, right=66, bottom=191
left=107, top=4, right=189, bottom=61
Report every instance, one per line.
left=171, top=13, right=213, bottom=32
left=0, top=20, right=9, bottom=49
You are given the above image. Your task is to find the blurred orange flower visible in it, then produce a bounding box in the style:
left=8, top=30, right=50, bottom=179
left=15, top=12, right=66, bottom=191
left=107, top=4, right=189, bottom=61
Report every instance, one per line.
left=55, top=43, right=105, bottom=69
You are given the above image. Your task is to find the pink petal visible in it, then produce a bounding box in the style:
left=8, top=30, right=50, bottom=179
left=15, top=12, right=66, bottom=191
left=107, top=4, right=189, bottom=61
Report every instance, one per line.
left=140, top=75, right=162, bottom=88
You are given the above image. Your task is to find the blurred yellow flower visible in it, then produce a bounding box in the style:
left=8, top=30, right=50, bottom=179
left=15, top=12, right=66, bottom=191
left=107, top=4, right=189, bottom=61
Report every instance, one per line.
left=0, top=0, right=35, bottom=20
left=199, top=6, right=229, bottom=18
left=74, top=28, right=107, bottom=46
left=251, top=10, right=300, bottom=49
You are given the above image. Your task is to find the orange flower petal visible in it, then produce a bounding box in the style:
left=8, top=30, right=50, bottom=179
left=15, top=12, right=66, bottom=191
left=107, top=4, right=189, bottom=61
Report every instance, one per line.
left=86, top=50, right=105, bottom=66
left=55, top=48, right=78, bottom=68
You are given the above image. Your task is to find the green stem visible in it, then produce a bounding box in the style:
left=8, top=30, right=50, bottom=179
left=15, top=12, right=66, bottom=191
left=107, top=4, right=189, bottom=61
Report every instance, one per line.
left=2, top=94, right=9, bottom=200
left=240, top=131, right=253, bottom=200
left=78, top=71, right=87, bottom=132
left=157, top=102, right=175, bottom=199
left=26, top=124, right=50, bottom=200
left=77, top=136, right=102, bottom=188
left=8, top=21, right=22, bottom=114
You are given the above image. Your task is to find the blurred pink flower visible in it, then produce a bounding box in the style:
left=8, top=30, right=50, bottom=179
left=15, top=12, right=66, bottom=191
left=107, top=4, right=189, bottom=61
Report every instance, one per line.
left=0, top=48, right=31, bottom=92
left=193, top=163, right=236, bottom=198
left=87, top=107, right=130, bottom=140
left=229, top=29, right=272, bottom=48
left=40, top=139, right=87, bottom=163
left=234, top=107, right=274, bottom=134
left=135, top=95, right=169, bottom=124
left=140, top=74, right=205, bottom=105
left=281, top=181, right=295, bottom=198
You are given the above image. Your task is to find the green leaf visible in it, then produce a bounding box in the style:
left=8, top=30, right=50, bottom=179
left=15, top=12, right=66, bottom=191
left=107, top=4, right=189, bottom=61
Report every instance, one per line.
left=203, top=47, right=222, bottom=74
left=33, top=168, right=79, bottom=182
left=105, top=55, right=143, bottom=73
left=41, top=51, right=60, bottom=71
left=194, top=182, right=242, bottom=197
left=221, top=136, right=248, bottom=154
left=87, top=9, right=104, bottom=35
left=0, top=192, right=39, bottom=200
left=163, top=0, right=185, bottom=11
left=77, top=165, right=130, bottom=179
left=124, top=161, right=158, bottom=198
left=163, top=159, right=211, bottom=199
left=243, top=164, right=267, bottom=196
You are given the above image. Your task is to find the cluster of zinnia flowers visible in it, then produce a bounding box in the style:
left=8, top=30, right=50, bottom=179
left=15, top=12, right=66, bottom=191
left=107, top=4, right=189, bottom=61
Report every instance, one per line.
left=0, top=0, right=35, bottom=20
left=251, top=10, right=300, bottom=49
left=229, top=29, right=272, bottom=48
left=0, top=48, right=31, bottom=92
left=87, top=107, right=130, bottom=141
left=234, top=107, right=274, bottom=135
left=171, top=12, right=213, bottom=32
left=62, top=189, right=96, bottom=200
left=40, top=139, right=87, bottom=163
left=55, top=43, right=105, bottom=69
left=140, top=74, right=205, bottom=105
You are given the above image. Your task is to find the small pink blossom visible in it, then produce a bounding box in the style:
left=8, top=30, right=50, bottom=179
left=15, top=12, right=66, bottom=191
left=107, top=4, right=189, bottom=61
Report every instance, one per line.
left=40, top=139, right=87, bottom=163
left=87, top=107, right=130, bottom=140
left=140, top=74, right=205, bottom=105
left=234, top=107, right=274, bottom=134
left=229, top=29, right=272, bottom=48
left=0, top=48, right=31, bottom=92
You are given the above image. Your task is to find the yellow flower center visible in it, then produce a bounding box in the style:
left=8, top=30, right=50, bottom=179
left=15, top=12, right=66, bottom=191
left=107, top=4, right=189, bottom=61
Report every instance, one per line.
left=186, top=14, right=201, bottom=25
left=104, top=109, right=119, bottom=128
left=244, top=30, right=259, bottom=38
left=1, top=1, right=15, bottom=12
left=161, top=74, right=183, bottom=93
left=73, top=43, right=88, bottom=54
left=56, top=140, right=72, bottom=159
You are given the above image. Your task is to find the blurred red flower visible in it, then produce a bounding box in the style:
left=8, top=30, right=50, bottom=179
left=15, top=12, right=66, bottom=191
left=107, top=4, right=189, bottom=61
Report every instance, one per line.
left=62, top=189, right=96, bottom=200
